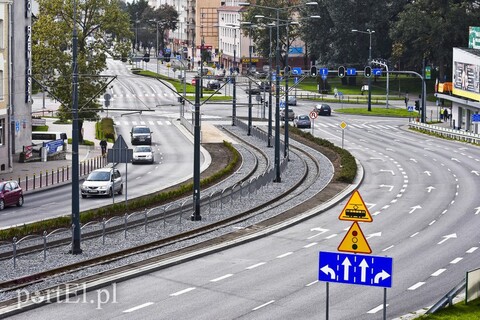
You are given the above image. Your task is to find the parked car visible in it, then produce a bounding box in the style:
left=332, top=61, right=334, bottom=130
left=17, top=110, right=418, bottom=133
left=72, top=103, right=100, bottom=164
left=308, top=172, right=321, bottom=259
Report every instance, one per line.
left=206, top=79, right=221, bottom=90
left=280, top=108, right=295, bottom=121
left=314, top=103, right=332, bottom=116
left=132, top=146, right=155, bottom=164
left=81, top=168, right=123, bottom=198
left=258, top=82, right=271, bottom=92
left=281, top=96, right=297, bottom=106
left=130, top=125, right=152, bottom=145
left=0, top=180, right=23, bottom=210
left=245, top=86, right=261, bottom=95
left=293, top=115, right=312, bottom=128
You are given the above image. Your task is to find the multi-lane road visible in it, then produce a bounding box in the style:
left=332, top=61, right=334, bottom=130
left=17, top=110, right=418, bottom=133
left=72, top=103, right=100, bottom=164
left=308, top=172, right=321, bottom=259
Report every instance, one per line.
left=8, top=59, right=480, bottom=319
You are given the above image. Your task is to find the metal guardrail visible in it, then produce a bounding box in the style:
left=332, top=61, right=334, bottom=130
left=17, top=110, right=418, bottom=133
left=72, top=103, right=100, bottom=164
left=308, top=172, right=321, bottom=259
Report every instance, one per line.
left=408, top=120, right=480, bottom=144
left=427, top=278, right=466, bottom=314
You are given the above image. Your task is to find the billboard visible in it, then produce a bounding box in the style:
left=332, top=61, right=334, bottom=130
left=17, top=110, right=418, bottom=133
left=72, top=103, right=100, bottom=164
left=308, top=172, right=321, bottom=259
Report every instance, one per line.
left=452, top=48, right=480, bottom=101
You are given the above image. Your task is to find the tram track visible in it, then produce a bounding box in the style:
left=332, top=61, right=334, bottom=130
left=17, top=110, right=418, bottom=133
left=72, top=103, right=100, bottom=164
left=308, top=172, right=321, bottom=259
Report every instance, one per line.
left=0, top=127, right=330, bottom=315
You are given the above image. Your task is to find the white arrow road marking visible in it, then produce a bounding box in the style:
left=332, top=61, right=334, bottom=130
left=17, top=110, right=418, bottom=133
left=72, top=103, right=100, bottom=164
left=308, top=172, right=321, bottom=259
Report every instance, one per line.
left=342, top=258, right=352, bottom=281
left=374, top=270, right=391, bottom=283
left=409, top=205, right=422, bottom=214
left=321, top=265, right=335, bottom=280
left=472, top=171, right=480, bottom=176
left=426, top=186, right=435, bottom=193
left=366, top=232, right=382, bottom=239
left=475, top=207, right=480, bottom=215
left=451, top=158, right=460, bottom=162
left=359, top=259, right=369, bottom=282
left=424, top=171, right=431, bottom=176
left=410, top=158, right=417, bottom=163
left=379, top=185, right=394, bottom=191
left=438, top=233, right=457, bottom=244
left=380, top=169, right=395, bottom=175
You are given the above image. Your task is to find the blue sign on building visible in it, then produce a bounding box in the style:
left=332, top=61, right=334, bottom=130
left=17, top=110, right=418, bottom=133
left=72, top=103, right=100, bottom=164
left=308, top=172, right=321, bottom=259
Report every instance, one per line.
left=318, top=251, right=393, bottom=288
left=289, top=47, right=303, bottom=54
left=346, top=68, right=357, bottom=76
left=472, top=114, right=480, bottom=123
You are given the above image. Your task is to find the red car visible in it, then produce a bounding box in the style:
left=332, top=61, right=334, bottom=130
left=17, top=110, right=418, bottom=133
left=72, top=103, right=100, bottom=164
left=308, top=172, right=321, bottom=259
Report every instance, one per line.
left=0, top=180, right=24, bottom=210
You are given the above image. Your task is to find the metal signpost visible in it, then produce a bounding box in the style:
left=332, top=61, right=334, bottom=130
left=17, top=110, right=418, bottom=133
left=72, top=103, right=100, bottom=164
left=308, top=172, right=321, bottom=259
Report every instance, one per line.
left=309, top=110, right=317, bottom=136
left=318, top=189, right=393, bottom=320
left=339, top=121, right=347, bottom=149
left=107, top=135, right=133, bottom=206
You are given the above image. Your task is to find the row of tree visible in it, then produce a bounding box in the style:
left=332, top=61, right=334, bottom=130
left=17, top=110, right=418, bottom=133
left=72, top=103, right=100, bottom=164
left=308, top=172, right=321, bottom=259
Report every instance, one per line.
left=32, top=0, right=480, bottom=129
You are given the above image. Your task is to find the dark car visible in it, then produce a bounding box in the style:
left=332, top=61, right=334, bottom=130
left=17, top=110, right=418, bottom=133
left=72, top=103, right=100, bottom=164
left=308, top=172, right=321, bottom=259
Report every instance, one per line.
left=258, top=82, right=271, bottom=92
left=246, top=86, right=261, bottom=95
left=293, top=115, right=312, bottom=128
left=130, top=125, right=152, bottom=145
left=0, top=180, right=24, bottom=210
left=314, top=103, right=332, bottom=116
left=206, top=79, right=221, bottom=90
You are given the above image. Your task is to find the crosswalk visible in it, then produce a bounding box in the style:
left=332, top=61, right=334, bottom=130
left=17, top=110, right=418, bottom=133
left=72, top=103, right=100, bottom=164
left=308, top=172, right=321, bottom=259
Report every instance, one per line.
left=114, top=119, right=173, bottom=127
left=314, top=122, right=399, bottom=130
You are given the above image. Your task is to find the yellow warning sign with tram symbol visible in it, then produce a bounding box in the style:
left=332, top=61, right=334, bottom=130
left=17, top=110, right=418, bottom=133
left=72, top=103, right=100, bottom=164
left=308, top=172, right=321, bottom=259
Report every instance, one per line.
left=338, top=190, right=373, bottom=222
left=338, top=222, right=372, bottom=254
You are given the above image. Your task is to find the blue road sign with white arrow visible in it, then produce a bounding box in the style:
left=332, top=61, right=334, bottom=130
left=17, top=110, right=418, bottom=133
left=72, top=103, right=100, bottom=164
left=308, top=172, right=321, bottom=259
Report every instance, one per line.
left=373, top=68, right=382, bottom=76
left=346, top=68, right=357, bottom=76
left=318, top=251, right=393, bottom=288
left=320, top=68, right=328, bottom=76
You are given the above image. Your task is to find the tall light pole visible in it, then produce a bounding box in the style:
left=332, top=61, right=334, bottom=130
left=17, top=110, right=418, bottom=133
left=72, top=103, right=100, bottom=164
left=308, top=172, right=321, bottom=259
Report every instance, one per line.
left=240, top=2, right=318, bottom=182
left=226, top=24, right=240, bottom=126
left=352, top=28, right=375, bottom=112
left=71, top=0, right=81, bottom=254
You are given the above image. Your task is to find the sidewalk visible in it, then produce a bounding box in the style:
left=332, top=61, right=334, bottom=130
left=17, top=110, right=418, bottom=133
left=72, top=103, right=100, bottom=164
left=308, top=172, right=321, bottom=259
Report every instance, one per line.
left=0, top=118, right=106, bottom=194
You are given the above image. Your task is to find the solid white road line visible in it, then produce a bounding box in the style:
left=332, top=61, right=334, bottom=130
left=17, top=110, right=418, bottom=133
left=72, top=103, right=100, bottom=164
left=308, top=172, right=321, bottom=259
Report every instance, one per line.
left=252, top=300, right=275, bottom=311
left=305, top=280, right=318, bottom=287
left=246, top=262, right=266, bottom=270
left=408, top=282, right=425, bottom=290
left=210, top=274, right=233, bottom=282
left=123, top=302, right=154, bottom=313
left=170, top=287, right=196, bottom=296
left=303, top=242, right=317, bottom=248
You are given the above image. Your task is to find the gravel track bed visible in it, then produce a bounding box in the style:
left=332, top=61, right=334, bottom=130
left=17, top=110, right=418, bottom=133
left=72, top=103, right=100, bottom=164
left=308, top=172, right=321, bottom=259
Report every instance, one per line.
left=0, top=124, right=333, bottom=303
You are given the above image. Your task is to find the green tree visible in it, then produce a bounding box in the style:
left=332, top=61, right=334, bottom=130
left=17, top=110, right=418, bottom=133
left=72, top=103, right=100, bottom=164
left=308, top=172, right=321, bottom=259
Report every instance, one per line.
left=390, top=0, right=480, bottom=80
left=33, top=0, right=132, bottom=141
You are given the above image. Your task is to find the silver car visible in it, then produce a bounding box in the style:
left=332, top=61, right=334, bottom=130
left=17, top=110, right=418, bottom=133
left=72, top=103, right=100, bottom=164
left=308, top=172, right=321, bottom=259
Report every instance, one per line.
left=81, top=168, right=123, bottom=198
left=132, top=146, right=154, bottom=164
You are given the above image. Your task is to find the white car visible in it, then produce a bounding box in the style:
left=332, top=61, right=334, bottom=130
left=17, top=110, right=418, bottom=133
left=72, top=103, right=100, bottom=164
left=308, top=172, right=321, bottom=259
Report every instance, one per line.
left=81, top=168, right=123, bottom=198
left=132, top=146, right=155, bottom=164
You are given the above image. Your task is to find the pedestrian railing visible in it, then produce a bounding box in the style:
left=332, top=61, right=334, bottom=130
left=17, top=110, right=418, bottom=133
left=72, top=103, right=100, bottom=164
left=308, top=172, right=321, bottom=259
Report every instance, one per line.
left=408, top=119, right=480, bottom=144
left=5, top=156, right=107, bottom=192
left=0, top=119, right=290, bottom=270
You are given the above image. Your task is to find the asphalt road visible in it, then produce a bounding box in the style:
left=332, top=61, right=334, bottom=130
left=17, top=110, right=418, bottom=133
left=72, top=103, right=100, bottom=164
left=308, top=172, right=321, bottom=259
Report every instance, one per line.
left=8, top=61, right=478, bottom=319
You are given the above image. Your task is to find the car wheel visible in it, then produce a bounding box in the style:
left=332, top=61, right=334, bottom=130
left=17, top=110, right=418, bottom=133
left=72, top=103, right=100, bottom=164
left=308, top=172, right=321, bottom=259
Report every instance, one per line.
left=16, top=196, right=24, bottom=207
left=81, top=194, right=87, bottom=199
left=0, top=199, right=4, bottom=211
left=108, top=188, right=113, bottom=198
left=118, top=184, right=123, bottom=195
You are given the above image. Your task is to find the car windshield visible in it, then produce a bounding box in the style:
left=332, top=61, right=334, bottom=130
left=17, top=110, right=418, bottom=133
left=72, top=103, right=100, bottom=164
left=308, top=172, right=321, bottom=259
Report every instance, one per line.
left=133, top=127, right=150, bottom=133
left=299, top=115, right=309, bottom=120
left=135, top=147, right=151, bottom=152
left=87, top=171, right=110, bottom=181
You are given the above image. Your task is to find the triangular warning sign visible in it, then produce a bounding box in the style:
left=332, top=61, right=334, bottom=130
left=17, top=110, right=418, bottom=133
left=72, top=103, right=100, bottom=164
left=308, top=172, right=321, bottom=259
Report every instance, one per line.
left=338, top=190, right=373, bottom=222
left=338, top=222, right=372, bottom=254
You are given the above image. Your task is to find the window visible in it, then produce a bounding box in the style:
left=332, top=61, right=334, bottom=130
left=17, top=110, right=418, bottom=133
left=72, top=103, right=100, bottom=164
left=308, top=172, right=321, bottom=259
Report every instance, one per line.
left=0, top=119, right=4, bottom=146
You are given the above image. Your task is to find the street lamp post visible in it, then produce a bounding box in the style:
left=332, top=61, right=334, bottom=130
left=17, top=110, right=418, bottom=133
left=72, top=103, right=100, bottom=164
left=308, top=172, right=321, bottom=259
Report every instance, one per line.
left=352, top=28, right=375, bottom=112
left=226, top=24, right=239, bottom=126
left=240, top=1, right=319, bottom=182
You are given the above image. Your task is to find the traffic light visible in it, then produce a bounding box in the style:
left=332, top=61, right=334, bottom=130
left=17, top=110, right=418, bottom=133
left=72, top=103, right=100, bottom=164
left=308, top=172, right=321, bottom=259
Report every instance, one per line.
left=143, top=53, right=150, bottom=62
left=338, top=66, right=345, bottom=78
left=164, top=52, right=171, bottom=62
left=415, top=100, right=420, bottom=110
left=364, top=66, right=372, bottom=78
left=310, top=66, right=317, bottom=76
left=284, top=66, right=291, bottom=75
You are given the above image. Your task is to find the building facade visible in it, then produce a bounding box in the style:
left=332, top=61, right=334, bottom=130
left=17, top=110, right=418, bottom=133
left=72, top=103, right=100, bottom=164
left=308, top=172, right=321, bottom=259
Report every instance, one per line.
left=0, top=1, right=10, bottom=173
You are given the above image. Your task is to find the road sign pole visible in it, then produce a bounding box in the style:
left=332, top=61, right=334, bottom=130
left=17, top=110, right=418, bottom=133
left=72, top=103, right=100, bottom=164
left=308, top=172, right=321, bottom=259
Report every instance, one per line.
left=342, top=129, right=344, bottom=149
left=326, top=282, right=330, bottom=320
left=383, top=288, right=387, bottom=320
